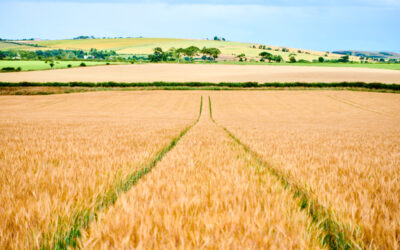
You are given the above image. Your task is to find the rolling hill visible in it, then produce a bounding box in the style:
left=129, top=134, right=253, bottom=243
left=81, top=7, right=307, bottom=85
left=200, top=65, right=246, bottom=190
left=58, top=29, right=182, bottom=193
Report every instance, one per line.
left=333, top=50, right=400, bottom=60
left=1, top=37, right=356, bottom=62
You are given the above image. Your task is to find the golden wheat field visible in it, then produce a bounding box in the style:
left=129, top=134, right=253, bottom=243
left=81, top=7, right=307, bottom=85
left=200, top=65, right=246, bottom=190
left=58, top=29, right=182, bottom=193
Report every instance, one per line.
left=0, top=90, right=399, bottom=249
left=211, top=91, right=400, bottom=249
left=81, top=99, right=322, bottom=249
left=0, top=91, right=199, bottom=248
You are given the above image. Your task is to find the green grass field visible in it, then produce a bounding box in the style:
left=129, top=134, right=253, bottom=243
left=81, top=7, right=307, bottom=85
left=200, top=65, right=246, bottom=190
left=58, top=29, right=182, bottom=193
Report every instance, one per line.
left=218, top=61, right=400, bottom=70
left=1, top=59, right=398, bottom=72
left=0, top=60, right=122, bottom=71
left=284, top=62, right=400, bottom=70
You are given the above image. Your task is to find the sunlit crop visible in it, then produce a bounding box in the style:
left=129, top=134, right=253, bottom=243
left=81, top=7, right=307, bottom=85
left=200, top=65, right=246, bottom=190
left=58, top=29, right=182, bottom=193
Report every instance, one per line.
left=1, top=90, right=398, bottom=249
left=211, top=90, right=400, bottom=248
left=0, top=91, right=199, bottom=248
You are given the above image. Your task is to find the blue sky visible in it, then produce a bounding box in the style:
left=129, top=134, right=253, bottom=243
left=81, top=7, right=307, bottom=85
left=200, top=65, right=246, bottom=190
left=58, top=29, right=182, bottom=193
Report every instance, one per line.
left=0, top=0, right=399, bottom=52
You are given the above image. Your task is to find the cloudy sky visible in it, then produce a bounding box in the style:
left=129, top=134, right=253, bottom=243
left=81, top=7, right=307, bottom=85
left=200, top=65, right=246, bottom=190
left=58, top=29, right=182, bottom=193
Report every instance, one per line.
left=0, top=0, right=399, bottom=51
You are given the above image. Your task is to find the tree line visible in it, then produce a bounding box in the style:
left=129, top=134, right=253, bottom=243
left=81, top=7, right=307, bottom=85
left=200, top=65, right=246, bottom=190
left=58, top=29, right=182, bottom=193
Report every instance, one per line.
left=148, top=46, right=221, bottom=62
left=1, top=47, right=397, bottom=64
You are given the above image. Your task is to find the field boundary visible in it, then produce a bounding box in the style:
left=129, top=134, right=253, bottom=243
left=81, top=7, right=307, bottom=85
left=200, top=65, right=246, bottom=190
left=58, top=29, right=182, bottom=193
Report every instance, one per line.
left=1, top=81, right=399, bottom=90
left=44, top=96, right=203, bottom=249
left=208, top=96, right=363, bottom=250
left=1, top=81, right=399, bottom=95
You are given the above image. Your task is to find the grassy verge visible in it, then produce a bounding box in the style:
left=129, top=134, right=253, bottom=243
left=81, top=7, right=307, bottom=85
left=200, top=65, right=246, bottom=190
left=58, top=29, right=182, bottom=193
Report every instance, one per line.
left=0, top=60, right=125, bottom=72
left=214, top=61, right=400, bottom=70
left=44, top=97, right=203, bottom=249
left=1, top=59, right=399, bottom=71
left=208, top=96, right=363, bottom=249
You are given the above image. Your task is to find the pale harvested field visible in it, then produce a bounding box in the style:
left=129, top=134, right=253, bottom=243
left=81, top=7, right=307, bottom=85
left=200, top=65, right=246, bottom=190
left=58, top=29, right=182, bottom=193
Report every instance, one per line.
left=0, top=91, right=199, bottom=248
left=82, top=98, right=321, bottom=249
left=1, top=64, right=400, bottom=83
left=211, top=91, right=400, bottom=248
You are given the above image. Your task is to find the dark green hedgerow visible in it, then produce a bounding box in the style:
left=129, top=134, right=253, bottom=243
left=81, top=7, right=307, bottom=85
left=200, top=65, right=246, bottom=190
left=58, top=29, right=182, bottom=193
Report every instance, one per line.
left=42, top=97, right=203, bottom=249
left=0, top=81, right=399, bottom=91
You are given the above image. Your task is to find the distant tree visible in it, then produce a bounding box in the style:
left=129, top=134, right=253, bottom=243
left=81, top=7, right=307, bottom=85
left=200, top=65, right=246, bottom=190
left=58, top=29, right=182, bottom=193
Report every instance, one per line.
left=259, top=51, right=273, bottom=62
left=73, top=36, right=91, bottom=40
left=282, top=48, right=289, bottom=52
left=200, top=47, right=210, bottom=60
left=168, top=47, right=177, bottom=61
left=289, top=56, right=297, bottom=63
left=153, top=47, right=163, bottom=55
left=176, top=48, right=185, bottom=63
left=67, top=64, right=72, bottom=68
left=200, top=47, right=221, bottom=61
left=259, top=51, right=272, bottom=57
left=236, top=53, right=246, bottom=62
left=273, top=55, right=283, bottom=63
left=213, top=36, right=226, bottom=41
left=209, top=48, right=221, bottom=60
left=130, top=57, right=137, bottom=64
left=1, top=67, right=16, bottom=72
left=259, top=52, right=283, bottom=63
left=149, top=47, right=170, bottom=62
left=318, top=56, right=325, bottom=63
left=80, top=62, right=86, bottom=67
left=183, top=46, right=200, bottom=61
left=49, top=61, right=55, bottom=69
left=338, top=55, right=349, bottom=63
